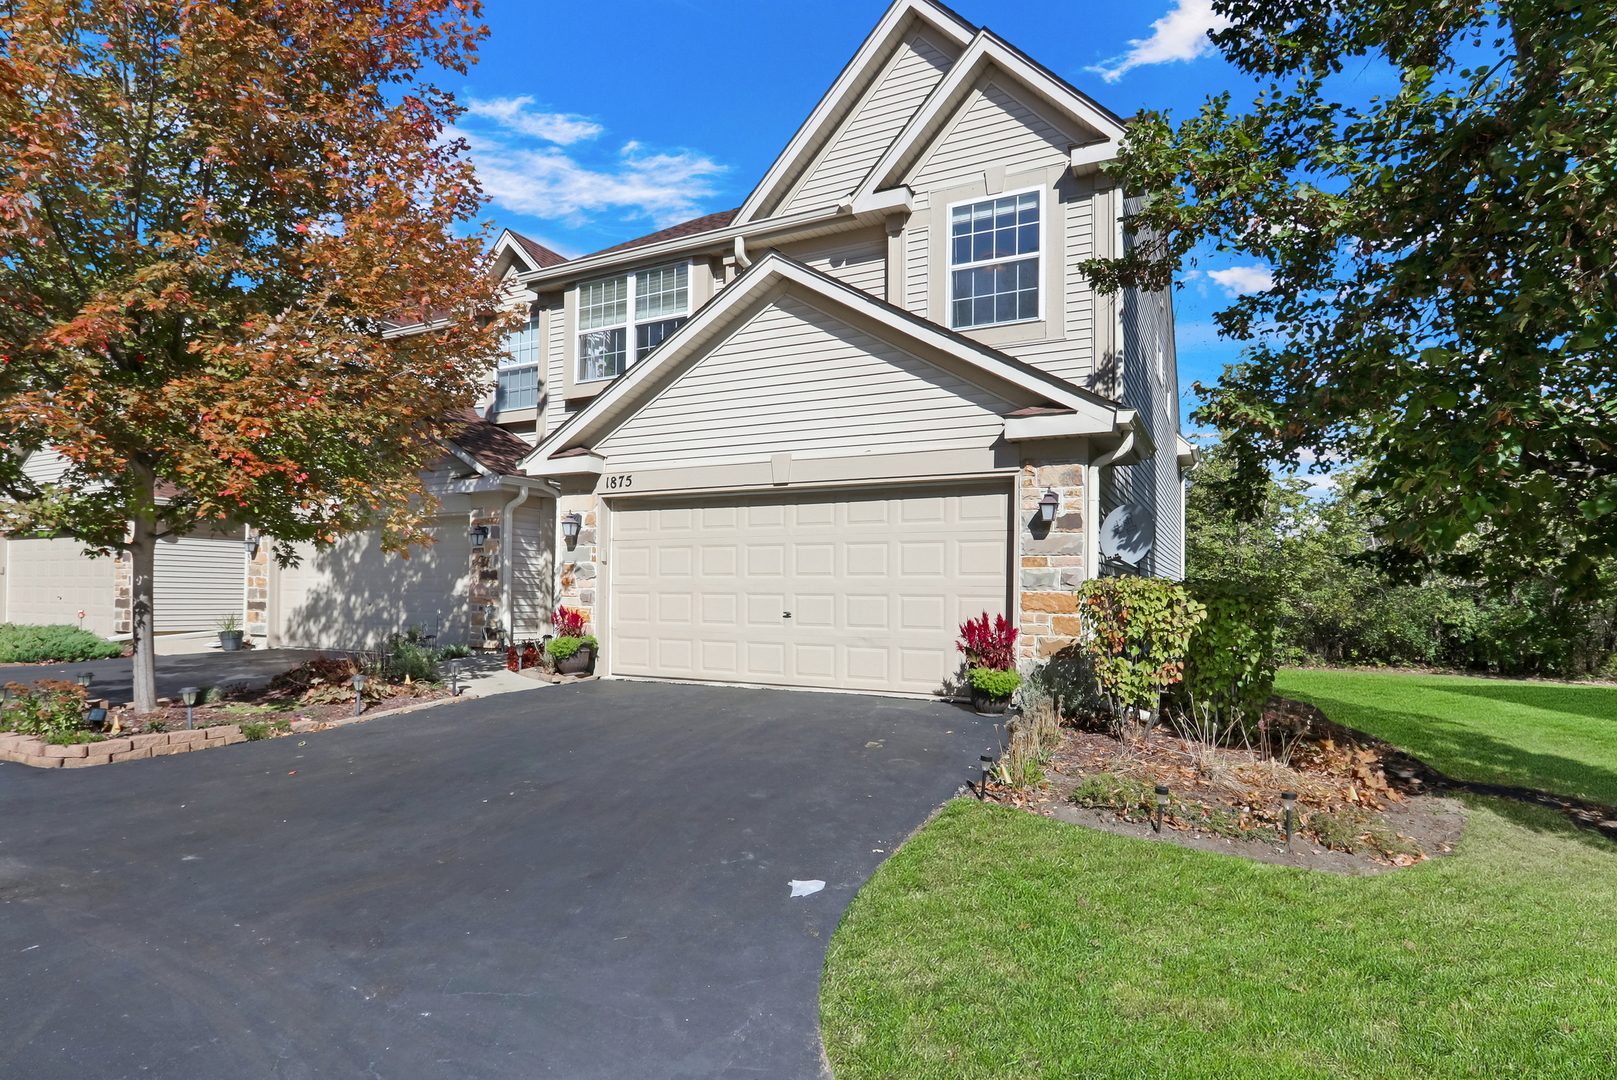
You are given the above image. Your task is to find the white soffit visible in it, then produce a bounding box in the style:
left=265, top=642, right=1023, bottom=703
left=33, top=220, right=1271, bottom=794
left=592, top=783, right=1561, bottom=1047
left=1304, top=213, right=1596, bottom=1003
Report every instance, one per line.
left=519, top=252, right=1124, bottom=473
left=733, top=0, right=975, bottom=226
left=854, top=31, right=1127, bottom=200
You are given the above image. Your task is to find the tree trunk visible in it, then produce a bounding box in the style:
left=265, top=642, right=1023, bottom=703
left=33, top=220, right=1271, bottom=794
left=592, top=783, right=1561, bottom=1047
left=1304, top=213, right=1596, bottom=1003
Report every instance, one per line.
left=128, top=485, right=159, bottom=714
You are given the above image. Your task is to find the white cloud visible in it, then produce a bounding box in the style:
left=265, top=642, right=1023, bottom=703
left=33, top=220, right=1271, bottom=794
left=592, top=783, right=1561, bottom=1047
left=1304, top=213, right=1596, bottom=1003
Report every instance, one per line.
left=1088, top=0, right=1231, bottom=83
left=455, top=129, right=726, bottom=230
left=465, top=96, right=603, bottom=145
left=1206, top=265, right=1274, bottom=295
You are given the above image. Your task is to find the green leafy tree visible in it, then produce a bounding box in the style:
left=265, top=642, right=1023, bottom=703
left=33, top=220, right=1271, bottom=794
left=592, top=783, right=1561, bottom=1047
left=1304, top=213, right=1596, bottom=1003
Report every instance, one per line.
left=1087, top=0, right=1617, bottom=594
left=0, top=0, right=512, bottom=709
left=1077, top=577, right=1204, bottom=732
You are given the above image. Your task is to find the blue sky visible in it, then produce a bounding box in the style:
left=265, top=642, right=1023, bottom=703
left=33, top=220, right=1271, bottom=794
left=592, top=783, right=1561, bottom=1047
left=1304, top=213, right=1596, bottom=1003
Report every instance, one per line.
left=454, top=0, right=1276, bottom=430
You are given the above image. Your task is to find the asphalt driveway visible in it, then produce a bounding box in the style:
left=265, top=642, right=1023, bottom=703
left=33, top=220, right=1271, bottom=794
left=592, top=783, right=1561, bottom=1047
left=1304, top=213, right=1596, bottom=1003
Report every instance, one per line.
left=0, top=680, right=995, bottom=1079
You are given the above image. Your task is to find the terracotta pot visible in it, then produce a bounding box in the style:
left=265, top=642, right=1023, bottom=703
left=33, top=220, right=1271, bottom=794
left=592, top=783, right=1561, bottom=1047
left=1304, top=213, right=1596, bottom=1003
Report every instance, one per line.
left=554, top=646, right=593, bottom=675
left=970, top=685, right=1012, bottom=716
left=218, top=630, right=244, bottom=652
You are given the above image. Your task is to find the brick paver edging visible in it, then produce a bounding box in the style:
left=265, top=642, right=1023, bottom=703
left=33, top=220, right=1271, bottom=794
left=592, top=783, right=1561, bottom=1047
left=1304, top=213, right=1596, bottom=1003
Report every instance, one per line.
left=0, top=692, right=488, bottom=769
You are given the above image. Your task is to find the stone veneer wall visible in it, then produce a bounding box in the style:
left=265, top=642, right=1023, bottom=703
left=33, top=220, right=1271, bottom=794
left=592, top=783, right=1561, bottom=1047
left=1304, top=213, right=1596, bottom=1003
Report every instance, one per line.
left=246, top=544, right=269, bottom=639
left=1017, top=455, right=1087, bottom=663
left=555, top=491, right=599, bottom=635
left=468, top=506, right=503, bottom=646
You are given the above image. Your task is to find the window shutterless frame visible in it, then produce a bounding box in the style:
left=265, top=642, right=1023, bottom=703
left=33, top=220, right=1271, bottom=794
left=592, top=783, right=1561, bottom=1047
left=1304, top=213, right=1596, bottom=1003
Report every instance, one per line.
left=576, top=262, right=691, bottom=383
left=496, top=310, right=542, bottom=411
left=945, top=187, right=1044, bottom=330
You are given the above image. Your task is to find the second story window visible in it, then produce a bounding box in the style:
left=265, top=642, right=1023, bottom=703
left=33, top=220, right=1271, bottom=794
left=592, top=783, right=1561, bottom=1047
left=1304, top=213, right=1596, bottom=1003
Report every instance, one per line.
left=496, top=311, right=541, bottom=412
left=949, top=191, right=1040, bottom=329
left=578, top=263, right=690, bottom=382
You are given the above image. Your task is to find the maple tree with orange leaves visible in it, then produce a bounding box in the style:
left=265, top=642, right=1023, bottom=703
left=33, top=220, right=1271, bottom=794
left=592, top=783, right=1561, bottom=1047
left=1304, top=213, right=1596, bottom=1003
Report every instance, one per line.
left=0, top=0, right=516, bottom=709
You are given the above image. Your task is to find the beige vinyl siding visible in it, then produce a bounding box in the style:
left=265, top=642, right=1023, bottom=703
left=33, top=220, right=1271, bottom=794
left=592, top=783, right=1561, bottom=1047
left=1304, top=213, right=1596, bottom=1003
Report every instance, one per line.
left=905, top=191, right=931, bottom=316
left=5, top=538, right=118, bottom=637
left=21, top=448, right=72, bottom=486
left=596, top=293, right=1014, bottom=468
left=276, top=524, right=471, bottom=649
left=910, top=81, right=1074, bottom=189
left=152, top=536, right=245, bottom=632
left=510, top=504, right=552, bottom=639
left=545, top=299, right=566, bottom=435
left=779, top=230, right=888, bottom=298
left=782, top=31, right=955, bottom=215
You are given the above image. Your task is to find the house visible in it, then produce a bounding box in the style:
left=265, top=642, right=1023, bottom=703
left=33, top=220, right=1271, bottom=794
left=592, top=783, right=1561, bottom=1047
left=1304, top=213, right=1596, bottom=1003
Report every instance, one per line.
left=6, top=0, right=1191, bottom=699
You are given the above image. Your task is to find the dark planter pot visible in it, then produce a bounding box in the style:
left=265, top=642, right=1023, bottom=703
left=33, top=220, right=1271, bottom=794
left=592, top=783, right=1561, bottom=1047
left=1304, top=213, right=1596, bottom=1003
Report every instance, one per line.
left=554, top=646, right=593, bottom=675
left=970, top=686, right=1013, bottom=716
left=218, top=630, right=244, bottom=652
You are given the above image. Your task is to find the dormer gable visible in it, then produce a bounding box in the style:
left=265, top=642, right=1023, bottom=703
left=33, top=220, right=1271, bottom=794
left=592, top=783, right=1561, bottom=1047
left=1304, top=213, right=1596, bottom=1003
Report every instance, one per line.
left=491, top=229, right=569, bottom=281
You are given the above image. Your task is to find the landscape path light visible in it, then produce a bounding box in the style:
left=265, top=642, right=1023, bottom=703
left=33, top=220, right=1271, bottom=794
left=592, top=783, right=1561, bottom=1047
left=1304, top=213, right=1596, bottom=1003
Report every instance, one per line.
left=351, top=674, right=368, bottom=716
left=76, top=671, right=94, bottom=689
left=446, top=659, right=460, bottom=698
left=1282, top=791, right=1298, bottom=847
left=180, top=686, right=200, bottom=730
left=1154, top=785, right=1171, bottom=833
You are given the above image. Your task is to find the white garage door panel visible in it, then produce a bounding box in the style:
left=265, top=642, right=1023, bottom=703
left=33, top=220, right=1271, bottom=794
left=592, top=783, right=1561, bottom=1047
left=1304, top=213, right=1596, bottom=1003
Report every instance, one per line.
left=611, top=485, right=1009, bottom=695
left=6, top=538, right=118, bottom=636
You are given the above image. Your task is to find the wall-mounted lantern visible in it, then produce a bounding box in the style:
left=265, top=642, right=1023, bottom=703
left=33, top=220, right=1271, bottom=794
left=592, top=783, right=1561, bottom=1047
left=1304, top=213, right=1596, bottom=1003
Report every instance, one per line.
left=561, top=512, right=583, bottom=548
left=1038, top=488, right=1060, bottom=524
left=470, top=524, right=490, bottom=547
left=242, top=534, right=260, bottom=556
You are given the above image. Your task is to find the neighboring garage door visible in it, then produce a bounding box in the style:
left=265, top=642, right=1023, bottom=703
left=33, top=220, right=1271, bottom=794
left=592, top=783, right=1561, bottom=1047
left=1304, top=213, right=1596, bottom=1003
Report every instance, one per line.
left=5, top=538, right=118, bottom=637
left=610, top=484, right=1009, bottom=696
left=153, top=535, right=246, bottom=631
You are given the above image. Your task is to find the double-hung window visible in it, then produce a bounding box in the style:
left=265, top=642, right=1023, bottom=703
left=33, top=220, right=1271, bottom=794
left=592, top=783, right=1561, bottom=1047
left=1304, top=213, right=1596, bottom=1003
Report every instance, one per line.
left=578, top=263, right=690, bottom=382
left=496, top=311, right=541, bottom=411
left=949, top=191, right=1040, bottom=329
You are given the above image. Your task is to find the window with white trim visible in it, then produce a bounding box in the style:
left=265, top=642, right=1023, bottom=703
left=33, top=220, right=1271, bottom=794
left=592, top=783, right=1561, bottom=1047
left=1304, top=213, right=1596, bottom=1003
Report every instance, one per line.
left=496, top=311, right=541, bottom=411
left=578, top=263, right=689, bottom=382
left=949, top=191, right=1040, bottom=329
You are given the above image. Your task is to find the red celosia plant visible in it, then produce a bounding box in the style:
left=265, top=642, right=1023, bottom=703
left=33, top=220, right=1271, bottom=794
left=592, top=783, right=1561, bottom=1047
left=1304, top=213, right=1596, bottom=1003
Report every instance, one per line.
left=505, top=645, right=520, bottom=673
left=958, top=613, right=1018, bottom=671
left=520, top=643, right=542, bottom=670
left=551, top=607, right=588, bottom=637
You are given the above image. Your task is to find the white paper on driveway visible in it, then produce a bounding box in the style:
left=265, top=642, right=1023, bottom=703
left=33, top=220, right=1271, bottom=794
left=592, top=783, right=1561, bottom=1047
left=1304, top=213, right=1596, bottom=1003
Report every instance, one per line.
left=788, top=879, right=826, bottom=897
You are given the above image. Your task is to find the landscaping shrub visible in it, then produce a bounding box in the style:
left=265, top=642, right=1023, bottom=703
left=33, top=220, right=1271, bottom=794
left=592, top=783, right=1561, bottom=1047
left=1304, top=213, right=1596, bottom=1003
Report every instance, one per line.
left=546, top=635, right=597, bottom=661
left=1020, top=648, right=1105, bottom=719
left=958, top=612, right=1017, bottom=670
left=0, top=623, right=122, bottom=663
left=1307, top=806, right=1423, bottom=859
left=1179, top=581, right=1278, bottom=743
left=552, top=606, right=588, bottom=637
left=386, top=635, right=439, bottom=683
left=240, top=721, right=270, bottom=741
left=1077, top=578, right=1204, bottom=731
left=968, top=667, right=1021, bottom=697
left=437, top=643, right=472, bottom=660
left=0, top=679, right=94, bottom=742
left=1068, top=772, right=1155, bottom=813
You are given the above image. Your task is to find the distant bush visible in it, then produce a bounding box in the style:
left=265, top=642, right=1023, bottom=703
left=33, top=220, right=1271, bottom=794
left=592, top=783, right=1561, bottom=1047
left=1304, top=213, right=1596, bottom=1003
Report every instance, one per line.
left=0, top=623, right=123, bottom=664
left=240, top=721, right=270, bottom=741
left=0, top=679, right=93, bottom=741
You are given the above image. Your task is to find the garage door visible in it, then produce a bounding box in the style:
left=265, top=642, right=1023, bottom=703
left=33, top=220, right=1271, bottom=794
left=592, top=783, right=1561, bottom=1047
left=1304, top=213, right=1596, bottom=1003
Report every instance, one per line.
left=5, top=538, right=118, bottom=637
left=610, top=484, right=1009, bottom=695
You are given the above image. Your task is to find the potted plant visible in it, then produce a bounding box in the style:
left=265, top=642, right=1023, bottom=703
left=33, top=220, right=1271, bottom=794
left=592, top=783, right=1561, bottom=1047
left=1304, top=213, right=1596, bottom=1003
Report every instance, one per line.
left=546, top=606, right=596, bottom=675
left=216, top=613, right=245, bottom=652
left=957, top=612, right=1021, bottom=715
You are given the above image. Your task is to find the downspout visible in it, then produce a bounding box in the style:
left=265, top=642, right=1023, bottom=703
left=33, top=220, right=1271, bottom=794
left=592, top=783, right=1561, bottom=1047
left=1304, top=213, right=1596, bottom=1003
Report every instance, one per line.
left=500, top=484, right=530, bottom=642
left=732, top=235, right=752, bottom=270
left=1086, top=428, right=1135, bottom=580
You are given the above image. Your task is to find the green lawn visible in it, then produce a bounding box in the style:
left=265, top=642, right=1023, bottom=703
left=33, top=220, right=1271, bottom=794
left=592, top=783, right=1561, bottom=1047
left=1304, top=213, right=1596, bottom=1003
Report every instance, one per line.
left=1274, top=669, right=1617, bottom=806
left=822, top=672, right=1617, bottom=1079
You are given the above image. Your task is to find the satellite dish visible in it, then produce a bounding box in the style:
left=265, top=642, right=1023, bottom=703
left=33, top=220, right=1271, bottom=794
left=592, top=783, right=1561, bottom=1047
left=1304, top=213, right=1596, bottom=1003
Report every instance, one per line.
left=1099, top=504, right=1153, bottom=567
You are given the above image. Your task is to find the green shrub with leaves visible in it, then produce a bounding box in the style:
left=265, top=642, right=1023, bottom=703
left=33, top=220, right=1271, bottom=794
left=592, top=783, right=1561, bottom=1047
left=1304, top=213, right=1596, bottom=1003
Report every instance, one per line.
left=0, top=623, right=122, bottom=664
left=239, top=721, right=270, bottom=741
left=1077, top=578, right=1205, bottom=718
left=0, top=679, right=94, bottom=741
left=1181, top=582, right=1279, bottom=739
left=547, top=635, right=597, bottom=661
left=968, top=667, right=1021, bottom=697
left=1068, top=772, right=1155, bottom=813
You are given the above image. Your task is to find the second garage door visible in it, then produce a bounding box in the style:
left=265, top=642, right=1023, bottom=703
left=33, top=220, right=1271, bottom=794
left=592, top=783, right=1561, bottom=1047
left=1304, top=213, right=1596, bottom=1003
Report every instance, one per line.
left=609, top=484, right=1009, bottom=696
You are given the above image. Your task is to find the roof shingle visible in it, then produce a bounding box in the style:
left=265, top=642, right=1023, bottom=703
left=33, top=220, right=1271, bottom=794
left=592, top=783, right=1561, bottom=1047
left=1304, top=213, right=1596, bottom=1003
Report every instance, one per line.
left=506, top=231, right=569, bottom=268
left=586, top=208, right=741, bottom=259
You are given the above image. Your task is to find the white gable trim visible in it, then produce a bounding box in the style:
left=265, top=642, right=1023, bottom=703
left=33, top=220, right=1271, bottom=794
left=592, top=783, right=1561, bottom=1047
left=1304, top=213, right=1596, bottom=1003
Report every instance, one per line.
left=733, top=0, right=974, bottom=227
left=854, top=31, right=1126, bottom=200
left=519, top=251, right=1127, bottom=473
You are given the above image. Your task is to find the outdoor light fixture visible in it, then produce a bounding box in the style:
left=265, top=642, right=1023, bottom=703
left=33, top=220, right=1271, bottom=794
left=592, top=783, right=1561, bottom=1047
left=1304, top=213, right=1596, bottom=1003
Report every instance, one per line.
left=977, top=755, right=995, bottom=800
left=1038, top=488, right=1060, bottom=524
left=560, top=512, right=583, bottom=547
left=242, top=534, right=259, bottom=556
left=1154, top=785, right=1171, bottom=833
left=470, top=524, right=490, bottom=547
left=86, top=707, right=107, bottom=729
left=351, top=673, right=368, bottom=716
left=180, top=686, right=200, bottom=730
left=76, top=671, right=93, bottom=689
left=1281, top=790, right=1298, bottom=846
left=1, top=685, right=15, bottom=707
left=446, top=659, right=460, bottom=697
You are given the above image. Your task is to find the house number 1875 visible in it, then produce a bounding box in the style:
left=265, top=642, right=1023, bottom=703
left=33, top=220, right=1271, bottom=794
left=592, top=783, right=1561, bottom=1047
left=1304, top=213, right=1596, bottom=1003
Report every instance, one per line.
left=603, top=474, right=634, bottom=490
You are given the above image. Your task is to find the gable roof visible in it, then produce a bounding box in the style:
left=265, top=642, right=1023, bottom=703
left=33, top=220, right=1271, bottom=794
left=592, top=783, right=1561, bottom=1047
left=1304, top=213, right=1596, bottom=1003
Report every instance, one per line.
left=490, top=229, right=569, bottom=281
left=586, top=208, right=742, bottom=259
left=507, top=232, right=569, bottom=268
left=444, top=410, right=534, bottom=476
left=521, top=250, right=1134, bottom=471
left=734, top=0, right=975, bottom=226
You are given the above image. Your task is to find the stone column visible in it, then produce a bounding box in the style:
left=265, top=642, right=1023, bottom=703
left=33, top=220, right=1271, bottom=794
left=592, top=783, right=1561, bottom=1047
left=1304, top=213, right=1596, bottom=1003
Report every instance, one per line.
left=1016, top=456, right=1087, bottom=663
left=468, top=507, right=503, bottom=648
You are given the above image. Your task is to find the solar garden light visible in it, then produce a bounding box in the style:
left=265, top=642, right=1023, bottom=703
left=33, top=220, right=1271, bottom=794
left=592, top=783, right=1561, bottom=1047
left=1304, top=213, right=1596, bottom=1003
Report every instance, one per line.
left=445, top=658, right=460, bottom=697
left=1154, top=785, right=1171, bottom=833
left=86, top=706, right=107, bottom=729
left=76, top=671, right=94, bottom=689
left=1281, top=791, right=1298, bottom=846
left=351, top=673, right=368, bottom=716
left=1037, top=488, right=1060, bottom=524
left=978, top=755, right=995, bottom=799
left=180, top=686, right=200, bottom=730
